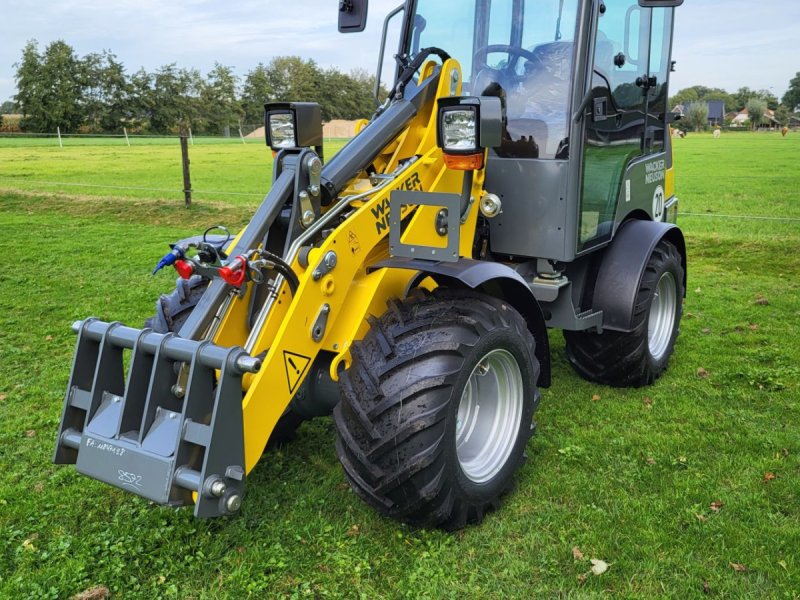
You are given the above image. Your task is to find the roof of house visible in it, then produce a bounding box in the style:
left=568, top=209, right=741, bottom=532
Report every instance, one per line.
left=737, top=108, right=776, bottom=118
left=734, top=107, right=779, bottom=123
left=707, top=100, right=726, bottom=120
left=671, top=101, right=725, bottom=119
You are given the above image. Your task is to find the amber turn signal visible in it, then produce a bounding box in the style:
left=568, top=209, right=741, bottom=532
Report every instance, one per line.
left=443, top=152, right=485, bottom=171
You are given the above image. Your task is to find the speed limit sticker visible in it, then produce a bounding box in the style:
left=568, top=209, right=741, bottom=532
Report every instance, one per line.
left=653, top=185, right=665, bottom=221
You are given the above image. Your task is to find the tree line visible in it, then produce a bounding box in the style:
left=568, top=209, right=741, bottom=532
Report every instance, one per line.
left=6, top=40, right=383, bottom=134
left=669, top=77, right=800, bottom=132
left=5, top=39, right=799, bottom=136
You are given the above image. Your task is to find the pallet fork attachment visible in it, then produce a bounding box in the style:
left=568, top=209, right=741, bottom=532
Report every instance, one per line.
left=54, top=319, right=261, bottom=517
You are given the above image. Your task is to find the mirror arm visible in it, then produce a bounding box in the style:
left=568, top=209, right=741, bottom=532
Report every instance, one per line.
left=572, top=89, right=593, bottom=124
left=375, top=4, right=406, bottom=103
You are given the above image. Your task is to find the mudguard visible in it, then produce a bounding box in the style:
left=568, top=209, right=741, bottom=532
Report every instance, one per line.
left=371, top=257, right=551, bottom=387
left=593, top=219, right=687, bottom=332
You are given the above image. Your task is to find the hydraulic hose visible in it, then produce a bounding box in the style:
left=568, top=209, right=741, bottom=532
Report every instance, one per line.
left=259, top=250, right=300, bottom=295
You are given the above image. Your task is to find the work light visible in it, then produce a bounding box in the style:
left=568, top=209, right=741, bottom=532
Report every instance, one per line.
left=264, top=102, right=324, bottom=153
left=267, top=112, right=296, bottom=149
left=437, top=96, right=501, bottom=170
left=441, top=108, right=479, bottom=153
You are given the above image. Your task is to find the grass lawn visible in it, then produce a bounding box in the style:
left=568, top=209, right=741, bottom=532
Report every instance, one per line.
left=0, top=132, right=798, bottom=598
left=0, top=136, right=349, bottom=203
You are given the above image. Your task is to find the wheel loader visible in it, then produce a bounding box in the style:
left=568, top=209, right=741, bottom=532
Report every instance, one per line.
left=54, top=0, right=686, bottom=529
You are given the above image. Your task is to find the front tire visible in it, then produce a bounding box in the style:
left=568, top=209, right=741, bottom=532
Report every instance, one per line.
left=333, top=289, right=540, bottom=530
left=564, top=239, right=684, bottom=387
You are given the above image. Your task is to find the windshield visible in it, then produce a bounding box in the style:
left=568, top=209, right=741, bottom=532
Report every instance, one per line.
left=410, top=0, right=579, bottom=159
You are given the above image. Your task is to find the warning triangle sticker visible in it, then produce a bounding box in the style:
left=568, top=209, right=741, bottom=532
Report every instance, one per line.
left=283, top=351, right=311, bottom=394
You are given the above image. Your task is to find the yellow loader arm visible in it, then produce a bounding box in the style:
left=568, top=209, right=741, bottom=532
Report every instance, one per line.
left=234, top=59, right=486, bottom=471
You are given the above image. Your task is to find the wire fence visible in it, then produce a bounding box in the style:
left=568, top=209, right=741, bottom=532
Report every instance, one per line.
left=0, top=130, right=351, bottom=147
left=4, top=180, right=798, bottom=223
left=1, top=132, right=798, bottom=222
left=7, top=179, right=265, bottom=199
left=681, top=213, right=800, bottom=223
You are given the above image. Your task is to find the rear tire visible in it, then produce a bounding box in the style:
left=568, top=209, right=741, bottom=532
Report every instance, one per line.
left=564, top=239, right=684, bottom=387
left=145, top=276, right=303, bottom=448
left=333, top=289, right=540, bottom=530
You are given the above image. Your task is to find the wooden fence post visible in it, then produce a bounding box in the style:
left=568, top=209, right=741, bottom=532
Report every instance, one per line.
left=180, top=129, right=192, bottom=208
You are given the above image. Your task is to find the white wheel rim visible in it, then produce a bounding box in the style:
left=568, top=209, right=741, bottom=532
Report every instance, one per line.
left=648, top=271, right=678, bottom=361
left=455, top=349, right=524, bottom=484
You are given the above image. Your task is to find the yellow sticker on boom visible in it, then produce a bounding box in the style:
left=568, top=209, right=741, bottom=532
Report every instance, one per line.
left=283, top=351, right=311, bottom=393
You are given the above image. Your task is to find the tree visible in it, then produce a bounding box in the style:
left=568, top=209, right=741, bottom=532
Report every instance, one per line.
left=756, top=89, right=779, bottom=110
left=241, top=63, right=274, bottom=124
left=318, top=67, right=377, bottom=120
left=350, top=67, right=385, bottom=110
left=14, top=41, right=44, bottom=130
left=746, top=97, right=767, bottom=130
left=669, top=86, right=733, bottom=113
left=732, top=86, right=778, bottom=112
left=0, top=100, right=16, bottom=113
left=199, top=63, right=241, bottom=134
left=127, top=64, right=204, bottom=133
left=128, top=68, right=154, bottom=130
left=147, top=64, right=203, bottom=133
left=15, top=40, right=85, bottom=132
left=10, top=41, right=392, bottom=135
left=685, top=101, right=709, bottom=132
left=264, top=56, right=322, bottom=104
left=774, top=105, right=791, bottom=127
left=82, top=50, right=130, bottom=132
left=782, top=72, right=800, bottom=112
left=242, top=59, right=380, bottom=125
left=669, top=87, right=698, bottom=110
left=733, top=87, right=755, bottom=112
left=40, top=40, right=83, bottom=131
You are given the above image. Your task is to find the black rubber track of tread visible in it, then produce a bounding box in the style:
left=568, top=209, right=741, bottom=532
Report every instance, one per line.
left=145, top=275, right=208, bottom=334
left=144, top=276, right=303, bottom=447
left=333, top=288, right=540, bottom=530
left=563, top=239, right=684, bottom=388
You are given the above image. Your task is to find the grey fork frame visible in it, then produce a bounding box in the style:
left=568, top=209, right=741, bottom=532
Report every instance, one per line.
left=53, top=319, right=261, bottom=518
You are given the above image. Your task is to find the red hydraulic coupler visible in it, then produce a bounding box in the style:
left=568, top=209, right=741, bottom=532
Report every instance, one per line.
left=173, top=259, right=196, bottom=280
left=219, top=255, right=248, bottom=287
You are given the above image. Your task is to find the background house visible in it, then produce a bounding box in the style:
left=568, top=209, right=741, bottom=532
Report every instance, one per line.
left=671, top=100, right=726, bottom=127
left=706, top=100, right=726, bottom=126
left=731, top=107, right=781, bottom=129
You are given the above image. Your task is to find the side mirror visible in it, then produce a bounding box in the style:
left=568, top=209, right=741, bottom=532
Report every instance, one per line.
left=637, top=0, right=683, bottom=6
left=339, top=0, right=368, bottom=33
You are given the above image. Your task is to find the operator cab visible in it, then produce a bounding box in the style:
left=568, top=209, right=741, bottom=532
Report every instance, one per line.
left=411, top=0, right=579, bottom=160
left=397, top=0, right=679, bottom=261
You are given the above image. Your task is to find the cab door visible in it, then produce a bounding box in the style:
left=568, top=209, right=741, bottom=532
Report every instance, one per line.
left=577, top=1, right=672, bottom=252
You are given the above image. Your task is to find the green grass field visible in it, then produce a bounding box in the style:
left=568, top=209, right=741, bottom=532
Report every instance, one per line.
left=0, top=136, right=349, bottom=203
left=0, top=133, right=798, bottom=599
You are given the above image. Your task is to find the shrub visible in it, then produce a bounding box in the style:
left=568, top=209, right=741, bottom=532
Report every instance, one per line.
left=0, top=114, right=22, bottom=133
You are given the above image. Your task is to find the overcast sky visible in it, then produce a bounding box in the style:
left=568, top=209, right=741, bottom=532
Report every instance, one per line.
left=1, top=0, right=798, bottom=104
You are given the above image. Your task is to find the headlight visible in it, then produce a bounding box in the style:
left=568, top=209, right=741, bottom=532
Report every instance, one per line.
left=264, top=102, right=324, bottom=153
left=436, top=96, right=502, bottom=171
left=268, top=112, right=296, bottom=149
left=441, top=108, right=478, bottom=153
left=269, top=113, right=297, bottom=148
